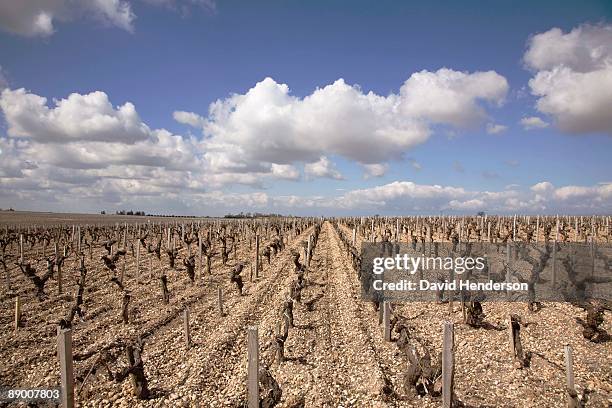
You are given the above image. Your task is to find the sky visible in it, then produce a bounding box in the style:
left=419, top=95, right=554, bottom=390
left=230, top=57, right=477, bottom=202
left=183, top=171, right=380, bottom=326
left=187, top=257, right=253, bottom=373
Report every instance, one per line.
left=0, top=0, right=611, bottom=216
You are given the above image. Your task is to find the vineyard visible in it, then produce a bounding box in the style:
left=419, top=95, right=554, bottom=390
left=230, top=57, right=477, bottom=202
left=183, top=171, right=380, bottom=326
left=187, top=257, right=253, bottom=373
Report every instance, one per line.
left=0, top=212, right=610, bottom=407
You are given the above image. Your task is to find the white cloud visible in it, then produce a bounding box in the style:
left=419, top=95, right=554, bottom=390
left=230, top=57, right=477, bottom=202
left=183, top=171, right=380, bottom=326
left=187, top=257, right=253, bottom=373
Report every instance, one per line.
left=554, top=184, right=612, bottom=201
left=520, top=116, right=548, bottom=130
left=173, top=110, right=205, bottom=128
left=0, top=88, right=150, bottom=143
left=486, top=123, right=507, bottom=134
left=524, top=24, right=612, bottom=73
left=270, top=163, right=300, bottom=180
left=447, top=199, right=486, bottom=211
left=398, top=68, right=508, bottom=128
left=524, top=24, right=612, bottom=135
left=530, top=181, right=554, bottom=193
left=203, top=77, right=428, bottom=166
left=0, top=0, right=135, bottom=37
left=201, top=72, right=507, bottom=170
left=304, top=156, right=343, bottom=180
left=338, top=181, right=468, bottom=210
left=362, top=163, right=388, bottom=179
left=328, top=180, right=611, bottom=214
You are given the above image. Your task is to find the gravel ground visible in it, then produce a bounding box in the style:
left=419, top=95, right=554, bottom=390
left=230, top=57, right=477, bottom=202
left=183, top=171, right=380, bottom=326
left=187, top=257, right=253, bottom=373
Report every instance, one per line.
left=0, top=215, right=610, bottom=407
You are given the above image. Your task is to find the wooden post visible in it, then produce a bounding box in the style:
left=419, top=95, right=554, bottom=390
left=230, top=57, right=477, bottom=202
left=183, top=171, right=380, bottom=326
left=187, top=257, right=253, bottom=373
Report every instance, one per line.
left=371, top=219, right=374, bottom=240
left=506, top=241, right=511, bottom=300
left=508, top=315, right=516, bottom=356
left=552, top=239, right=557, bottom=287
left=575, top=218, right=579, bottom=242
left=383, top=301, right=391, bottom=341
left=255, top=235, right=260, bottom=279
left=14, top=296, right=21, bottom=330
left=218, top=287, right=224, bottom=316
left=564, top=345, right=578, bottom=408
left=306, top=235, right=312, bottom=267
left=247, top=326, right=259, bottom=408
left=57, top=327, right=75, bottom=408
left=198, top=235, right=203, bottom=280
left=442, top=321, right=454, bottom=408
left=136, top=239, right=140, bottom=280
left=183, top=307, right=191, bottom=349
left=19, top=234, right=23, bottom=264
left=448, top=269, right=454, bottom=314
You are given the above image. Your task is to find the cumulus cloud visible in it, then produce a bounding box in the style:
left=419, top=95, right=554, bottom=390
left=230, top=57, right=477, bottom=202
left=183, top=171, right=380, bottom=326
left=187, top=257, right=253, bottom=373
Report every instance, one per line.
left=201, top=72, right=507, bottom=170
left=362, top=163, right=388, bottom=179
left=0, top=88, right=150, bottom=143
left=304, top=156, right=343, bottom=180
left=5, top=73, right=607, bottom=215
left=0, top=0, right=134, bottom=37
left=520, top=116, right=548, bottom=130
left=524, top=24, right=612, bottom=135
left=336, top=181, right=468, bottom=211
left=554, top=184, right=612, bottom=201
left=398, top=69, right=508, bottom=127
left=173, top=110, right=206, bottom=128
left=270, top=163, right=300, bottom=180
left=328, top=180, right=611, bottom=214
left=0, top=87, right=304, bottom=211
left=530, top=181, right=554, bottom=193
left=447, top=199, right=486, bottom=211
left=486, top=123, right=507, bottom=134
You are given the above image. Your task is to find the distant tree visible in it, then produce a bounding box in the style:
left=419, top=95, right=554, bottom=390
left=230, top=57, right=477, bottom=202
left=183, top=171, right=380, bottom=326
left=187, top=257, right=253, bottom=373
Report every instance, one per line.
left=101, top=210, right=106, bottom=215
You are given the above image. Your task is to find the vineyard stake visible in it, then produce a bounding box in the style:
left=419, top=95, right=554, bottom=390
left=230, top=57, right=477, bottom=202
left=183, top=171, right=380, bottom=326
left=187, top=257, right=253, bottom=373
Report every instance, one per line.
left=218, top=286, right=224, bottom=316
left=448, top=268, right=454, bottom=315
left=383, top=301, right=391, bottom=341
left=136, top=238, right=140, bottom=281
left=57, top=326, right=75, bottom=408
left=442, top=321, right=454, bottom=408
left=564, top=345, right=578, bottom=408
left=14, top=296, right=21, bottom=330
left=183, top=307, right=191, bottom=350
left=506, top=241, right=511, bottom=300
left=247, top=326, right=259, bottom=408
left=552, top=238, right=557, bottom=287
left=255, top=235, right=260, bottom=279
left=19, top=234, right=23, bottom=264
left=507, top=315, right=516, bottom=357
left=306, top=235, right=312, bottom=267
left=198, top=235, right=203, bottom=280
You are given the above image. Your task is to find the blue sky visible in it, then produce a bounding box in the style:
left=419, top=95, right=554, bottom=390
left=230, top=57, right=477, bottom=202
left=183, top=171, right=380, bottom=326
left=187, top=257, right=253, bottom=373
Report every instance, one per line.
left=0, top=0, right=611, bottom=215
